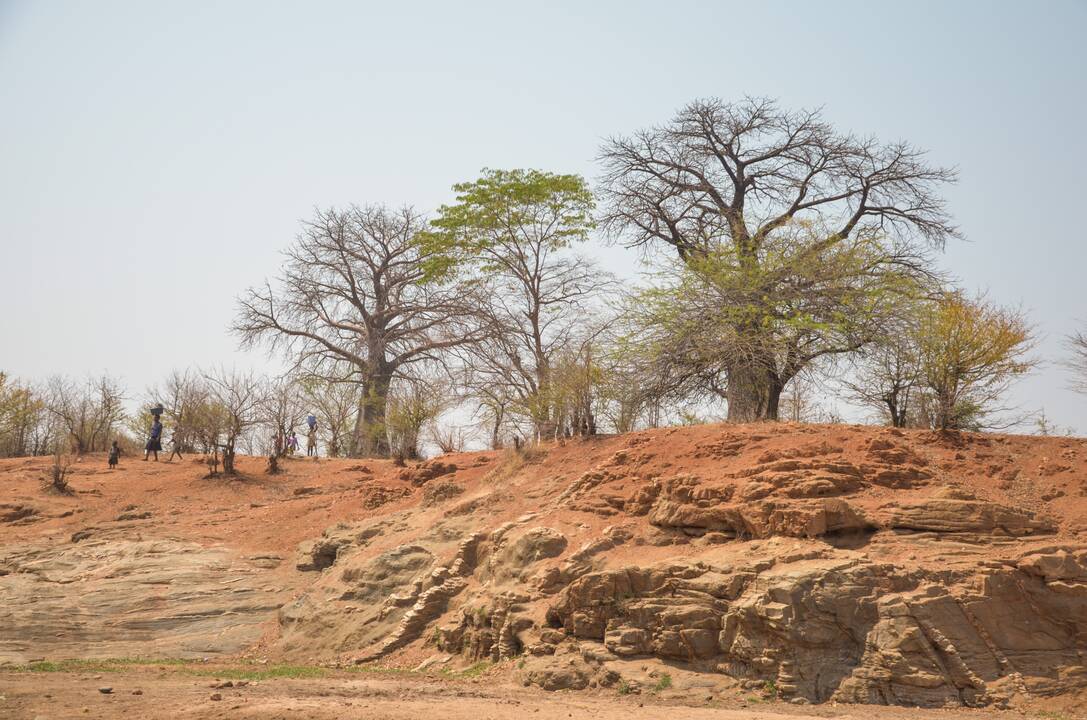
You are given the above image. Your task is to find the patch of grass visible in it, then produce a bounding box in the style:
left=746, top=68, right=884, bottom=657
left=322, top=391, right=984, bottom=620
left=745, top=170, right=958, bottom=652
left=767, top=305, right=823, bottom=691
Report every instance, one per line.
left=481, top=446, right=548, bottom=485
left=344, top=664, right=419, bottom=677
left=190, top=665, right=326, bottom=681
left=762, top=679, right=778, bottom=698
left=459, top=660, right=492, bottom=678
left=653, top=672, right=672, bottom=692
left=7, top=658, right=325, bottom=682
left=10, top=658, right=192, bottom=673
left=617, top=679, right=632, bottom=695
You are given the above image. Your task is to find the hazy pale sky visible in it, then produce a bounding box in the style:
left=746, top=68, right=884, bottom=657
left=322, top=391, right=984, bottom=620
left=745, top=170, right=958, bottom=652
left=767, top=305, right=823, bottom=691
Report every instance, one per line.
left=1, top=0, right=1085, bottom=432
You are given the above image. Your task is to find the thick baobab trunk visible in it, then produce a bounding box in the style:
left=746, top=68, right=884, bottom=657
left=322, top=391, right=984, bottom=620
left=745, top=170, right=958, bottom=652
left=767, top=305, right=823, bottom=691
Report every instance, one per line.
left=725, top=358, right=783, bottom=422
left=350, top=372, right=392, bottom=457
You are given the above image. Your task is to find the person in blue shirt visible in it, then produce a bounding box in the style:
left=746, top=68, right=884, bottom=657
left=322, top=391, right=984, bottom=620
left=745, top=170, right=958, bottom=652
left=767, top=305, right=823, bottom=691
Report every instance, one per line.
left=144, top=417, right=163, bottom=461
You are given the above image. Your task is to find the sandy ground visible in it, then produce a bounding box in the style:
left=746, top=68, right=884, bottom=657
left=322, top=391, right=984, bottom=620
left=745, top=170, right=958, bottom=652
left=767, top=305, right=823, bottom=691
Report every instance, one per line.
left=2, top=668, right=1076, bottom=720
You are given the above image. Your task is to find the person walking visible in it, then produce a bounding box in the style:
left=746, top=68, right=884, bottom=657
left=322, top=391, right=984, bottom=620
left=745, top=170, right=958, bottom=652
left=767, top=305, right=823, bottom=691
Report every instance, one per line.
left=144, top=416, right=163, bottom=461
left=167, top=428, right=183, bottom=462
left=108, top=440, right=121, bottom=469
left=306, top=426, right=317, bottom=457
left=287, top=430, right=299, bottom=455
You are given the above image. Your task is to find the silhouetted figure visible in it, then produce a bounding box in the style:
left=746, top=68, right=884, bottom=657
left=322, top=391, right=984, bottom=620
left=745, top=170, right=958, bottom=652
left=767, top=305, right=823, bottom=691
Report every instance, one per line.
left=144, top=417, right=162, bottom=461
left=108, top=440, right=120, bottom=469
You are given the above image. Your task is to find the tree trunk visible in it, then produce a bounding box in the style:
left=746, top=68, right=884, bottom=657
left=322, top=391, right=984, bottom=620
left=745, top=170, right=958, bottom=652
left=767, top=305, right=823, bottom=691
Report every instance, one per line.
left=725, top=359, right=782, bottom=422
left=223, top=443, right=236, bottom=475
left=351, top=371, right=392, bottom=457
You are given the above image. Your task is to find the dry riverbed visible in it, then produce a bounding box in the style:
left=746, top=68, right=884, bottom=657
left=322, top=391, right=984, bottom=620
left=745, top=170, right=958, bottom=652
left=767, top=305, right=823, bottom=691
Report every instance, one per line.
left=1, top=661, right=1083, bottom=720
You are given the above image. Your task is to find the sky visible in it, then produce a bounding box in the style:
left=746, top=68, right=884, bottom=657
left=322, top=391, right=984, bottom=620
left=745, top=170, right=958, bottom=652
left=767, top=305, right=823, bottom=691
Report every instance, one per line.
left=1, top=0, right=1085, bottom=433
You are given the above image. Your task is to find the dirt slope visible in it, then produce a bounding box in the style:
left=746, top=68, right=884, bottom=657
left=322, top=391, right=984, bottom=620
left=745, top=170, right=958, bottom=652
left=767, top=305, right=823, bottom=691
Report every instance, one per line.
left=2, top=423, right=1086, bottom=711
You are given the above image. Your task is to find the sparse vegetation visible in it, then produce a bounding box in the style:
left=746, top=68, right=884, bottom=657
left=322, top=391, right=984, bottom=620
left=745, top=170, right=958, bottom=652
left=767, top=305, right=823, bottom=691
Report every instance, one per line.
left=457, top=660, right=492, bottom=678
left=46, top=440, right=74, bottom=494
left=653, top=672, right=673, bottom=691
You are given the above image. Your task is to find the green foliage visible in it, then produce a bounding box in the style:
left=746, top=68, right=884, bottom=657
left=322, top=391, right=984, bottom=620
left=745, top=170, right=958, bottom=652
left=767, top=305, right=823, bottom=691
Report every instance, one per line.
left=419, top=168, right=594, bottom=281
left=916, top=293, right=1036, bottom=430
left=621, top=221, right=935, bottom=419
left=458, top=660, right=492, bottom=678
left=0, top=372, right=52, bottom=457
left=654, top=672, right=673, bottom=691
left=617, top=679, right=632, bottom=695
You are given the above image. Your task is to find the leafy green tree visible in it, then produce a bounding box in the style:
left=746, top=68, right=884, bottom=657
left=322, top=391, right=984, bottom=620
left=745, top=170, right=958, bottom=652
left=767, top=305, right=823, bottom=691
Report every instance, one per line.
left=0, top=373, right=51, bottom=457
left=916, top=293, right=1036, bottom=430
left=623, top=221, right=933, bottom=421
left=420, top=169, right=606, bottom=440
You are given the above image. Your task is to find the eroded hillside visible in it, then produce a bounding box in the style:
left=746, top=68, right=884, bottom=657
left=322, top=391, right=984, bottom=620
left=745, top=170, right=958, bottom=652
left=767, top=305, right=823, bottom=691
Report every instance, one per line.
left=2, top=423, right=1086, bottom=710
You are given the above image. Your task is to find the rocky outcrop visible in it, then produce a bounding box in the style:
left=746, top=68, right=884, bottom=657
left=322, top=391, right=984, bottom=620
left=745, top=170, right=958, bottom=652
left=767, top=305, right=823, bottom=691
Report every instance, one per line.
left=0, top=536, right=287, bottom=662
left=355, top=533, right=485, bottom=662
left=399, top=460, right=458, bottom=487
left=649, top=495, right=874, bottom=539
left=538, top=544, right=1087, bottom=706
left=884, top=496, right=1057, bottom=536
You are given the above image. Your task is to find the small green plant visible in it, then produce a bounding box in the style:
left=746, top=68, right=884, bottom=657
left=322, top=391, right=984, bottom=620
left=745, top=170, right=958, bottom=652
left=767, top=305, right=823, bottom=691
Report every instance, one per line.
left=459, top=660, right=492, bottom=678
left=617, top=679, right=632, bottom=695
left=517, top=658, right=526, bottom=669
left=654, top=672, right=672, bottom=691
left=762, top=679, right=778, bottom=697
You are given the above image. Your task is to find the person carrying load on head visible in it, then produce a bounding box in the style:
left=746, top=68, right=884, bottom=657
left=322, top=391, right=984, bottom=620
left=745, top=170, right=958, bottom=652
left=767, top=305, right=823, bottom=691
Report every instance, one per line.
left=144, top=414, right=163, bottom=461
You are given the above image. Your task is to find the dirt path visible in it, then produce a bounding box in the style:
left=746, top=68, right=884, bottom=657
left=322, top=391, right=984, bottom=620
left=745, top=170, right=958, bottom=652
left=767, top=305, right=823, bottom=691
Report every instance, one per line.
left=0, top=669, right=1073, bottom=720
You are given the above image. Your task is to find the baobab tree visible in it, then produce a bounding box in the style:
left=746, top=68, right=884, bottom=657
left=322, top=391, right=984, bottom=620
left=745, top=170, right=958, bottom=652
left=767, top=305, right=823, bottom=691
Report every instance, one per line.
left=235, top=205, right=487, bottom=457
left=599, top=97, right=958, bottom=421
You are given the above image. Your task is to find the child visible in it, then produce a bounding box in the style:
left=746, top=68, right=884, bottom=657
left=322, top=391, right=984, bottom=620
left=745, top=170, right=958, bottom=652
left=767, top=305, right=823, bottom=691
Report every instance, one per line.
left=108, top=440, right=120, bottom=469
left=167, top=430, right=183, bottom=462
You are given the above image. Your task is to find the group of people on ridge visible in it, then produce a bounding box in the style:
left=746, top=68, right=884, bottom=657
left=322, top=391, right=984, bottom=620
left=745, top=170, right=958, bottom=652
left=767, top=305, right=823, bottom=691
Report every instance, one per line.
left=108, top=406, right=321, bottom=470
left=278, top=415, right=319, bottom=457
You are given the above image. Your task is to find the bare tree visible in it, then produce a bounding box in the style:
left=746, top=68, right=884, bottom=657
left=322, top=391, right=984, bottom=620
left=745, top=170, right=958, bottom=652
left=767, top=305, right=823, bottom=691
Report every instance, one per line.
left=143, top=369, right=210, bottom=454
left=385, top=371, right=447, bottom=461
left=261, top=376, right=306, bottom=457
left=298, top=371, right=360, bottom=457
left=838, top=305, right=927, bottom=428
left=235, top=205, right=487, bottom=457
left=46, top=375, right=126, bottom=454
left=203, top=368, right=263, bottom=475
left=427, top=416, right=465, bottom=454
left=1064, top=327, right=1087, bottom=394
left=599, top=98, right=957, bottom=421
